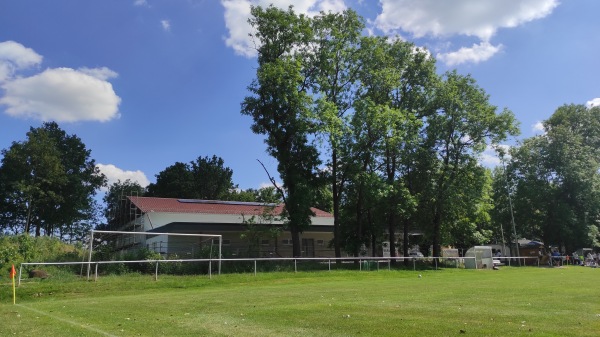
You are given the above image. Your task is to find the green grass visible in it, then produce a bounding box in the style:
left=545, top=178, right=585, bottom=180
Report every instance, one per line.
left=1, top=267, right=599, bottom=336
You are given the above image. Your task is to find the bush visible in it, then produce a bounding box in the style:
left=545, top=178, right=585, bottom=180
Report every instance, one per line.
left=0, top=235, right=86, bottom=277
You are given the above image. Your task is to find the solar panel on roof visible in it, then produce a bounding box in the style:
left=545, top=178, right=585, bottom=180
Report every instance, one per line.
left=177, top=199, right=277, bottom=207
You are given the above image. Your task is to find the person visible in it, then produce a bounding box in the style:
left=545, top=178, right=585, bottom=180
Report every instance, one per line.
left=551, top=250, right=561, bottom=267
left=572, top=252, right=581, bottom=265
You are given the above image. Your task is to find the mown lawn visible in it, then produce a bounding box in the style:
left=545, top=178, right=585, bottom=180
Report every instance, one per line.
left=1, top=266, right=599, bottom=336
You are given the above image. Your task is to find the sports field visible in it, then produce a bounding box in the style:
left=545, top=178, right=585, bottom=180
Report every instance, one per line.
left=1, top=266, right=599, bottom=336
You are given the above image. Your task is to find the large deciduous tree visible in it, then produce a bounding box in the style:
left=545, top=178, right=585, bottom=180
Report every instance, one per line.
left=146, top=155, right=235, bottom=200
left=506, top=104, right=600, bottom=251
left=242, top=5, right=321, bottom=257
left=0, top=122, right=105, bottom=237
left=424, top=71, right=518, bottom=258
left=311, top=10, right=364, bottom=258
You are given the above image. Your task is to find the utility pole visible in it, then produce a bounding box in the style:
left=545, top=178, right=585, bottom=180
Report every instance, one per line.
left=501, top=156, right=521, bottom=266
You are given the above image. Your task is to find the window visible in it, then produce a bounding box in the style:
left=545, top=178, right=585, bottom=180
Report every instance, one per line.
left=282, top=239, right=292, bottom=245
left=316, top=239, right=324, bottom=246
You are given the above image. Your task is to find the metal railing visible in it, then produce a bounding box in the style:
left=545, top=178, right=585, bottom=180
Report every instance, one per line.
left=17, top=255, right=548, bottom=286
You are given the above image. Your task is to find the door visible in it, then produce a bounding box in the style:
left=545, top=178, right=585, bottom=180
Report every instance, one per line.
left=302, top=238, right=315, bottom=257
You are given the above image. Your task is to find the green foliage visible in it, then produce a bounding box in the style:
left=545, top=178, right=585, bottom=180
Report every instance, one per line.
left=503, top=104, right=600, bottom=250
left=0, top=122, right=105, bottom=237
left=243, top=5, right=322, bottom=256
left=0, top=235, right=85, bottom=275
left=102, top=179, right=145, bottom=229
left=240, top=205, right=282, bottom=258
left=146, top=155, right=235, bottom=200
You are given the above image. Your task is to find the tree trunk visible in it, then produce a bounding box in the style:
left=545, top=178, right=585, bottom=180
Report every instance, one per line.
left=332, top=149, right=342, bottom=259
left=432, top=203, right=442, bottom=259
left=388, top=212, right=397, bottom=261
left=403, top=219, right=410, bottom=266
left=291, top=226, right=301, bottom=257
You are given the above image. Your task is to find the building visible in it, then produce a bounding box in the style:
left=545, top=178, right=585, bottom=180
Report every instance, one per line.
left=114, top=196, right=335, bottom=258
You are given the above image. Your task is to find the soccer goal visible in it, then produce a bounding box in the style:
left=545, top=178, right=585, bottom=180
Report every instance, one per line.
left=86, top=230, right=222, bottom=278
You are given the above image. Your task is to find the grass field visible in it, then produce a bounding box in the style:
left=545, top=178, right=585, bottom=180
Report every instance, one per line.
left=1, top=266, right=599, bottom=336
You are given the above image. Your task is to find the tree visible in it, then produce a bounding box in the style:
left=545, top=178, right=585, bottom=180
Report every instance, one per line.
left=311, top=9, right=364, bottom=259
left=146, top=155, right=235, bottom=200
left=0, top=122, right=105, bottom=237
left=242, top=5, right=321, bottom=257
left=423, top=71, right=518, bottom=258
left=346, top=36, right=437, bottom=260
left=102, top=179, right=146, bottom=230
left=505, top=104, right=600, bottom=251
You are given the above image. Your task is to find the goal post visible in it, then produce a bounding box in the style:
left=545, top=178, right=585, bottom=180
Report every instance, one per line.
left=87, top=230, right=222, bottom=278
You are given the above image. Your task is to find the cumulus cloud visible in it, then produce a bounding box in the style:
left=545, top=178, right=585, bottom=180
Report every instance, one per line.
left=221, top=0, right=347, bottom=57
left=586, top=98, right=600, bottom=108
left=133, top=0, right=148, bottom=6
left=0, top=41, right=121, bottom=123
left=0, top=40, right=43, bottom=82
left=375, top=0, right=558, bottom=40
left=437, top=41, right=502, bottom=66
left=532, top=121, right=545, bottom=133
left=0, top=67, right=121, bottom=122
left=374, top=0, right=558, bottom=65
left=480, top=144, right=511, bottom=167
left=97, top=163, right=150, bottom=189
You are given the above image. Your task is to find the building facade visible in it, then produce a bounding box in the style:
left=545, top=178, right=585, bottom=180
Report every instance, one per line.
left=116, top=196, right=335, bottom=258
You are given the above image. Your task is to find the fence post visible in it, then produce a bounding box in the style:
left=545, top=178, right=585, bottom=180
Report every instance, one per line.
left=254, top=260, right=257, bottom=276
left=294, top=259, right=297, bottom=273
left=435, top=258, right=438, bottom=270
left=413, top=258, right=416, bottom=271
left=155, top=261, right=159, bottom=281
left=95, top=263, right=99, bottom=282
left=328, top=259, right=331, bottom=271
left=209, top=260, right=212, bottom=279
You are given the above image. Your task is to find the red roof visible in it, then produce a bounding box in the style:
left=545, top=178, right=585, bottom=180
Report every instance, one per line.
left=127, top=196, right=333, bottom=218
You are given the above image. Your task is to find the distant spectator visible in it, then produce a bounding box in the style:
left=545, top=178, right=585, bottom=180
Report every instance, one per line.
left=572, top=252, right=581, bottom=265
left=551, top=250, right=561, bottom=267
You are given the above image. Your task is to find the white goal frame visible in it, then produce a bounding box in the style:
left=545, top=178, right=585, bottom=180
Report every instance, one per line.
left=87, top=230, right=222, bottom=277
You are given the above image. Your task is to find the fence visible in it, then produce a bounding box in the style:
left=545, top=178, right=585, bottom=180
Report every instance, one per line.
left=17, top=255, right=547, bottom=286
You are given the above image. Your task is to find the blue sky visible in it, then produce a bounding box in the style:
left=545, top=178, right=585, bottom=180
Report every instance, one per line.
left=1, top=0, right=599, bottom=192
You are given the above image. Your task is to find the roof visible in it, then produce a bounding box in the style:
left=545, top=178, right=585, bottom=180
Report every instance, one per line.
left=127, top=196, right=333, bottom=218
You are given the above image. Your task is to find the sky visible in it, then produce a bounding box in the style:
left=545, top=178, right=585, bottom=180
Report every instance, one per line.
left=0, top=0, right=599, bottom=194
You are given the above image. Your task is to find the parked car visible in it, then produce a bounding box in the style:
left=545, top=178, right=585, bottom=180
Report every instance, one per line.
left=409, top=251, right=424, bottom=258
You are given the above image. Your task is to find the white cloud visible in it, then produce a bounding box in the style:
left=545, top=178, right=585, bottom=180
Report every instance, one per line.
left=375, top=0, right=558, bottom=40
left=78, top=67, right=118, bottom=81
left=259, top=181, right=283, bottom=189
left=221, top=0, right=347, bottom=57
left=0, top=40, right=43, bottom=82
left=437, top=41, right=502, bottom=66
left=161, top=19, right=171, bottom=31
left=133, top=0, right=148, bottom=6
left=97, top=163, right=150, bottom=189
left=586, top=98, right=600, bottom=108
left=375, top=0, right=558, bottom=65
left=480, top=144, right=511, bottom=167
left=532, top=121, right=545, bottom=133
left=0, top=67, right=121, bottom=122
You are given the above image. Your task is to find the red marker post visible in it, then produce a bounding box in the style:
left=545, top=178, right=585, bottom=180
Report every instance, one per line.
left=9, top=264, right=16, bottom=304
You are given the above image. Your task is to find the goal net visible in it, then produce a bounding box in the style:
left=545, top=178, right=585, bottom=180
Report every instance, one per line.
left=87, top=230, right=222, bottom=277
